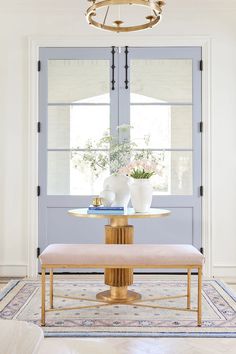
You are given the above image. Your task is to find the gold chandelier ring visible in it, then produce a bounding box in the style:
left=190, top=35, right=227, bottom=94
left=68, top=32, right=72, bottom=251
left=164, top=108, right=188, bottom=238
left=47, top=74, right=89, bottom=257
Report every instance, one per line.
left=86, top=0, right=164, bottom=33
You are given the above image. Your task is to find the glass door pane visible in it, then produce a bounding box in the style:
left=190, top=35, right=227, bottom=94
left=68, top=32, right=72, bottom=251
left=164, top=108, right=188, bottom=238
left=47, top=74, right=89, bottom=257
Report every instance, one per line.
left=47, top=60, right=111, bottom=195
left=48, top=60, right=110, bottom=103
left=130, top=59, right=193, bottom=195
left=130, top=59, right=192, bottom=103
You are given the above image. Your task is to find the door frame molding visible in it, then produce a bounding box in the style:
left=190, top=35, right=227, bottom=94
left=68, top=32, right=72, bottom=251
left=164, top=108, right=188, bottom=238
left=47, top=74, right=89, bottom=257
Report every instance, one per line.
left=27, top=36, right=212, bottom=277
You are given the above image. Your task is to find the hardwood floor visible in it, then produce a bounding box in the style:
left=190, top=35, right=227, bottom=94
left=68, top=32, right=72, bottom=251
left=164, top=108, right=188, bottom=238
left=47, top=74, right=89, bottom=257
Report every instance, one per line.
left=230, top=284, right=236, bottom=292
left=40, top=337, right=236, bottom=354
left=1, top=275, right=236, bottom=354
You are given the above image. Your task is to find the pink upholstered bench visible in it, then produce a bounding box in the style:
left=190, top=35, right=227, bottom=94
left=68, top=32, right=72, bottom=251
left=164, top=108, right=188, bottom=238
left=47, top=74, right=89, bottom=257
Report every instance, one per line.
left=40, top=244, right=204, bottom=327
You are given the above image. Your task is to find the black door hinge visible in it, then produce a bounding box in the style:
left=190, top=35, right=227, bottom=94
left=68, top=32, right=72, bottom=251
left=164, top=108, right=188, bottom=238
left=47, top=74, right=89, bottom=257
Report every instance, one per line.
left=200, top=247, right=204, bottom=255
left=200, top=186, right=204, bottom=197
left=200, top=60, right=203, bottom=71
left=37, top=122, right=41, bottom=133
left=200, top=121, right=203, bottom=133
left=37, top=247, right=41, bottom=258
left=37, top=186, right=41, bottom=197
left=37, top=60, right=41, bottom=72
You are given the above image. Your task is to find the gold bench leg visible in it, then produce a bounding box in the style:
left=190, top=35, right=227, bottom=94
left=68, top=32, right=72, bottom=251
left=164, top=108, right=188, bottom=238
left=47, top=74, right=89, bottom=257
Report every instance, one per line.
left=50, top=268, right=54, bottom=309
left=41, top=267, right=46, bottom=326
left=187, top=268, right=191, bottom=309
left=197, top=265, right=202, bottom=327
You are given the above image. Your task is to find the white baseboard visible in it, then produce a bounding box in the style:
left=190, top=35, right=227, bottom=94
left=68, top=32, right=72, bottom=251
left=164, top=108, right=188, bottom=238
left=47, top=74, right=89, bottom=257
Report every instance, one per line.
left=0, top=265, right=27, bottom=277
left=212, top=265, right=236, bottom=277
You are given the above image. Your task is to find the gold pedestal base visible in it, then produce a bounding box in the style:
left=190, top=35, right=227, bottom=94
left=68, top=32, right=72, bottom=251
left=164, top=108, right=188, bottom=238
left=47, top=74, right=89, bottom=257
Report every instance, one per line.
left=96, top=286, right=141, bottom=303
left=98, top=219, right=140, bottom=303
left=104, top=224, right=134, bottom=288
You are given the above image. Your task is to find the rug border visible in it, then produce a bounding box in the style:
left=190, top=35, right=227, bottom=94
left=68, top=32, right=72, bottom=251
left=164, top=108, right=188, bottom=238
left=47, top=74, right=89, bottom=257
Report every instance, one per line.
left=0, top=280, right=20, bottom=301
left=1, top=278, right=236, bottom=338
left=45, top=332, right=236, bottom=338
left=214, top=279, right=236, bottom=302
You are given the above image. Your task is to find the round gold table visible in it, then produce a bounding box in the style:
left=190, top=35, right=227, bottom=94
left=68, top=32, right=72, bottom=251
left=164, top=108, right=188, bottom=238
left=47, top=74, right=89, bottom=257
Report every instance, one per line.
left=68, top=207, right=170, bottom=303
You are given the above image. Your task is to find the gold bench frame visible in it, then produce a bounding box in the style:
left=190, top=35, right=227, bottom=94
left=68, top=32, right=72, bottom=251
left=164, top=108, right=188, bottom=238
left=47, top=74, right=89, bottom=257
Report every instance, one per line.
left=41, top=264, right=202, bottom=327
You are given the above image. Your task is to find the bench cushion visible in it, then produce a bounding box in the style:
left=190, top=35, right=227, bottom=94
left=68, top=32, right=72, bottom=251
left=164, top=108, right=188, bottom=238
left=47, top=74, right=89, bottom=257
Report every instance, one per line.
left=40, top=244, right=204, bottom=267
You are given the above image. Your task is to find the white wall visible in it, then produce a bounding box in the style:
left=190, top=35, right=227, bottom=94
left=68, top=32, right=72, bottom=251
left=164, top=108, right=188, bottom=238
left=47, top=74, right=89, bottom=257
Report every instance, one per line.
left=0, top=0, right=236, bottom=277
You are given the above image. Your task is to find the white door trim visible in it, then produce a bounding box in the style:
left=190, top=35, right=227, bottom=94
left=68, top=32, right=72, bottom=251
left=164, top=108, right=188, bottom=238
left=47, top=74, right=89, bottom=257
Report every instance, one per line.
left=27, top=36, right=212, bottom=277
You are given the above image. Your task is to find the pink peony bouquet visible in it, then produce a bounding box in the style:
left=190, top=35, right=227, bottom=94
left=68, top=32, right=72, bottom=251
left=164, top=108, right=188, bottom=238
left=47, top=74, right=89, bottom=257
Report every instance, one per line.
left=119, top=160, right=161, bottom=179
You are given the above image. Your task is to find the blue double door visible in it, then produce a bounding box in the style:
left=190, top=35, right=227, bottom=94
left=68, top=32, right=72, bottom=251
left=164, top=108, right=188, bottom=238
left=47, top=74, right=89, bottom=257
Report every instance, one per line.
left=38, top=46, right=202, bottom=271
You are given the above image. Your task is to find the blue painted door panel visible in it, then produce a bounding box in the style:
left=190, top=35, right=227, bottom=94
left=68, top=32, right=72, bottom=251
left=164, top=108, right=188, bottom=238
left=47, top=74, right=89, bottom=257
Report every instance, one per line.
left=38, top=46, right=202, bottom=273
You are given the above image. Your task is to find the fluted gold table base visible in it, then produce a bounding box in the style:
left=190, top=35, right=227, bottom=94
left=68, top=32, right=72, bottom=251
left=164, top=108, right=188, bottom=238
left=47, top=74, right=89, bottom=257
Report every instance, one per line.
left=96, top=216, right=142, bottom=303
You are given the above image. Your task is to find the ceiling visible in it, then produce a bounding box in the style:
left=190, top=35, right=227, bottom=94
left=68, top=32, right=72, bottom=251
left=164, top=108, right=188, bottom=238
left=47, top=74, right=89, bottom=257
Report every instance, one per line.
left=1, top=0, right=236, bottom=12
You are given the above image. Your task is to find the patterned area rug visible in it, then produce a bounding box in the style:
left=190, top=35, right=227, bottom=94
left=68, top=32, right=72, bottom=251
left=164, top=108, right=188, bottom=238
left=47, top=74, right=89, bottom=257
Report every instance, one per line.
left=0, top=277, right=236, bottom=337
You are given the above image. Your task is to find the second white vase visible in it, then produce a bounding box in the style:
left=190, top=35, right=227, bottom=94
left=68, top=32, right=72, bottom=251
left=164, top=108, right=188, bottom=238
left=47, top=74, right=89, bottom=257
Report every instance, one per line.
left=130, top=178, right=153, bottom=213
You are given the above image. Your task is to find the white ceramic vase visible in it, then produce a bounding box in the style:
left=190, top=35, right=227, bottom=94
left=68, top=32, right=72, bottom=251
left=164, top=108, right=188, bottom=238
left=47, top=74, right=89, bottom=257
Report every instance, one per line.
left=130, top=178, right=153, bottom=213
left=99, top=189, right=115, bottom=207
left=103, top=175, right=130, bottom=207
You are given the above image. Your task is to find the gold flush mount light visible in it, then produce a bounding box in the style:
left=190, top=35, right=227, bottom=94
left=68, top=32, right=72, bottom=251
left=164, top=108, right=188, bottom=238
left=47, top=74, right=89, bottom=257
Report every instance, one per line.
left=86, top=0, right=166, bottom=33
